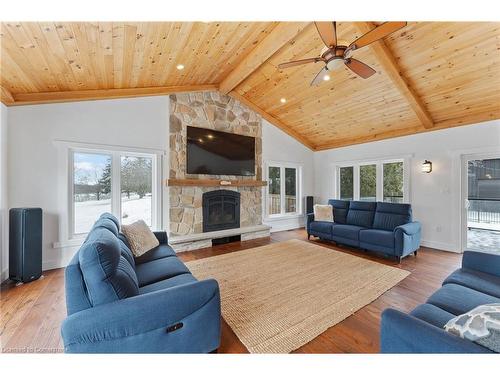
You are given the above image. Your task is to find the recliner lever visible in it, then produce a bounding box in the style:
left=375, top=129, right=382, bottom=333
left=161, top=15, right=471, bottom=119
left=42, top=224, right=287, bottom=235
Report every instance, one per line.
left=166, top=322, right=183, bottom=333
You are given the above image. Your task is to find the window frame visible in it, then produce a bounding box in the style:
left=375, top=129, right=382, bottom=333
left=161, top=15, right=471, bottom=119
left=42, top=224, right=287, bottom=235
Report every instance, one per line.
left=334, top=157, right=411, bottom=203
left=55, top=140, right=165, bottom=246
left=265, top=161, right=303, bottom=219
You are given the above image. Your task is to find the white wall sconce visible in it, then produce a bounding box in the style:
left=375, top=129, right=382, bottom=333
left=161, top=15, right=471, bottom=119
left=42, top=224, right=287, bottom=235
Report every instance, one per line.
left=422, top=160, right=433, bottom=173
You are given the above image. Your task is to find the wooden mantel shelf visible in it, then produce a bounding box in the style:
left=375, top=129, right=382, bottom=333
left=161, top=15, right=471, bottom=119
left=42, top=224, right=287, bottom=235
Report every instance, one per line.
left=166, top=178, right=268, bottom=187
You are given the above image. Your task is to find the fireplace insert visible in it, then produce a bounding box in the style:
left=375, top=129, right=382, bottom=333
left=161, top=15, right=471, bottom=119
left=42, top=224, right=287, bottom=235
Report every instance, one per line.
left=202, top=190, right=240, bottom=232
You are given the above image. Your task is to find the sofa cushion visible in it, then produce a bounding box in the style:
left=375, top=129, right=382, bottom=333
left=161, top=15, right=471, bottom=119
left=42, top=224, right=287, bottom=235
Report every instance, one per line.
left=332, top=224, right=364, bottom=241
left=410, top=303, right=456, bottom=328
left=373, top=202, right=412, bottom=231
left=443, top=268, right=500, bottom=298
left=309, top=221, right=334, bottom=235
left=117, top=233, right=136, bottom=269
left=346, top=201, right=376, bottom=228
left=92, top=215, right=119, bottom=237
left=134, top=244, right=177, bottom=265
left=314, top=204, right=334, bottom=222
left=359, top=229, right=395, bottom=249
left=139, top=273, right=198, bottom=294
left=121, top=220, right=160, bottom=257
left=427, top=283, right=500, bottom=316
left=79, top=228, right=139, bottom=307
left=135, top=256, right=191, bottom=287
left=328, top=199, right=350, bottom=224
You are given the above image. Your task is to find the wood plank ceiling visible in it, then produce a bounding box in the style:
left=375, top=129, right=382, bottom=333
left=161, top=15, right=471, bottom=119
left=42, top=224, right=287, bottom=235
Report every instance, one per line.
left=1, top=21, right=499, bottom=150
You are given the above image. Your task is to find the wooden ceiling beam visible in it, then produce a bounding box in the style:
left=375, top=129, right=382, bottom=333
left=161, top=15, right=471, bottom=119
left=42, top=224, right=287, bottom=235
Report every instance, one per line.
left=8, top=85, right=218, bottom=106
left=219, top=22, right=311, bottom=94
left=1, top=86, right=15, bottom=105
left=354, top=22, right=435, bottom=129
left=228, top=91, right=316, bottom=150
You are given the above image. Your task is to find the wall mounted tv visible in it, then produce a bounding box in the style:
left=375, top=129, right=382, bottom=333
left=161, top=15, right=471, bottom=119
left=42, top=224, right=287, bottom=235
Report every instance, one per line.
left=186, top=126, right=256, bottom=176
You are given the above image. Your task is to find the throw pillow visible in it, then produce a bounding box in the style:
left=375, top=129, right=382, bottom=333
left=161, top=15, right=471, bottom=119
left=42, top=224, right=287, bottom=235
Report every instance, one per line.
left=444, top=303, right=500, bottom=353
left=314, top=204, right=334, bottom=222
left=121, top=220, right=160, bottom=257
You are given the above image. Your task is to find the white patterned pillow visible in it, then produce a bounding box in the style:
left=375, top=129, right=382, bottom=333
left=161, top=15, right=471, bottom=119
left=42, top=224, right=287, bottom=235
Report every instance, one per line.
left=314, top=204, right=334, bottom=222
left=444, top=303, right=500, bottom=352
left=121, top=220, right=159, bottom=257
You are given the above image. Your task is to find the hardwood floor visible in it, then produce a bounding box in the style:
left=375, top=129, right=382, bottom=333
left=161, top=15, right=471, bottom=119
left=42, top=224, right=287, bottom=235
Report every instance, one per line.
left=0, top=228, right=462, bottom=353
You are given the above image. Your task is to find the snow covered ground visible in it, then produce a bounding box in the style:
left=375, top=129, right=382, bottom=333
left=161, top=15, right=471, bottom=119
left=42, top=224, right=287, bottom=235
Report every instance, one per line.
left=74, top=195, right=152, bottom=233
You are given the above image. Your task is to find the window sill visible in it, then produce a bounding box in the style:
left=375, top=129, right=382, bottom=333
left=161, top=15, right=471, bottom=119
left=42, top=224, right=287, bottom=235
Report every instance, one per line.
left=53, top=238, right=84, bottom=249
left=265, top=213, right=304, bottom=222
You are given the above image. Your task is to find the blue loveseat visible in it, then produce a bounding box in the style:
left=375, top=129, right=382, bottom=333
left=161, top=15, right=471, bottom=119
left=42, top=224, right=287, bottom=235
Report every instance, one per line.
left=381, top=250, right=500, bottom=353
left=61, top=213, right=221, bottom=353
left=307, top=200, right=421, bottom=262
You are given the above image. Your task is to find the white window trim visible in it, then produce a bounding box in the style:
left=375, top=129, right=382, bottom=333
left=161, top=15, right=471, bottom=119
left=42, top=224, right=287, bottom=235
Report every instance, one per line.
left=333, top=156, right=411, bottom=203
left=264, top=160, right=303, bottom=219
left=54, top=140, right=165, bottom=248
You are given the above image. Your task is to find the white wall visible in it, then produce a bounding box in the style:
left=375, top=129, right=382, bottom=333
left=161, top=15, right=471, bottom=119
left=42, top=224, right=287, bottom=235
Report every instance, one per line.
left=314, top=120, right=500, bottom=252
left=262, top=120, right=315, bottom=232
left=7, top=97, right=169, bottom=271
left=1, top=103, right=9, bottom=282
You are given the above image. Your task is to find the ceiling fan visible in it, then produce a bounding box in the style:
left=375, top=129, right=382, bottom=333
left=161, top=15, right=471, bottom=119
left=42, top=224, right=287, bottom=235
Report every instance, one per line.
left=278, top=22, right=407, bottom=86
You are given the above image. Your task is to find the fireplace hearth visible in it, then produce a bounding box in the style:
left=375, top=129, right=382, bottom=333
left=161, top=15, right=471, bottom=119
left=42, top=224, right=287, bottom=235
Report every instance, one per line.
left=202, top=190, right=240, bottom=233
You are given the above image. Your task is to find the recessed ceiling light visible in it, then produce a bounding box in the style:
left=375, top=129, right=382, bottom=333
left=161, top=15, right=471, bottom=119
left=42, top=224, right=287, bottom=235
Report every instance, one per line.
left=323, top=74, right=331, bottom=81
left=280, top=98, right=287, bottom=104
left=176, top=64, right=185, bottom=70
left=207, top=134, right=214, bottom=139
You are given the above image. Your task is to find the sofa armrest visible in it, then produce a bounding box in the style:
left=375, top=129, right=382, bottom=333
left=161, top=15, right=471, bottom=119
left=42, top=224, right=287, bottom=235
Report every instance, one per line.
left=394, top=221, right=421, bottom=235
left=61, top=279, right=220, bottom=350
left=462, top=251, right=500, bottom=277
left=306, top=213, right=315, bottom=231
left=394, top=222, right=421, bottom=257
left=153, top=231, right=169, bottom=244
left=381, top=308, right=491, bottom=353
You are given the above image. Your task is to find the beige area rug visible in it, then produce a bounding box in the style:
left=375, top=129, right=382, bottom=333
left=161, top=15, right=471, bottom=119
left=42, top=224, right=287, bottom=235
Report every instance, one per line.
left=186, top=239, right=410, bottom=353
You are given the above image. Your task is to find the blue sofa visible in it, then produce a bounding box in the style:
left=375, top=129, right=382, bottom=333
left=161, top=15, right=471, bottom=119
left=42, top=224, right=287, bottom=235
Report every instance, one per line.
left=61, top=213, right=221, bottom=353
left=381, top=250, right=500, bottom=353
left=307, top=200, right=421, bottom=262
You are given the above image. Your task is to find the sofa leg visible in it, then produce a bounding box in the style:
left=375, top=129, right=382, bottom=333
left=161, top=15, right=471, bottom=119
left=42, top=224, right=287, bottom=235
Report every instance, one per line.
left=414, top=250, right=418, bottom=256
left=210, top=348, right=218, bottom=354
left=397, top=256, right=401, bottom=264
left=307, top=234, right=311, bottom=240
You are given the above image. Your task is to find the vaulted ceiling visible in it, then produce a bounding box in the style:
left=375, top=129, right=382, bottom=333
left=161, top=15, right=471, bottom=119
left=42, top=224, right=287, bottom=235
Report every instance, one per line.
left=1, top=22, right=499, bottom=150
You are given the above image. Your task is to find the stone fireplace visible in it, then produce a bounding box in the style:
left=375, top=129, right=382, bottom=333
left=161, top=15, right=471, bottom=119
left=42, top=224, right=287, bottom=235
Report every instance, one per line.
left=167, top=91, right=270, bottom=251
left=202, top=190, right=240, bottom=233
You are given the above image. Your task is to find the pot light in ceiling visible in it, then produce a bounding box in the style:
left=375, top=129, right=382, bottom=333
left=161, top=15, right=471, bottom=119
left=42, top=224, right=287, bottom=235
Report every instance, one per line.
left=176, top=64, right=185, bottom=70
left=323, top=74, right=331, bottom=81
left=280, top=98, right=287, bottom=104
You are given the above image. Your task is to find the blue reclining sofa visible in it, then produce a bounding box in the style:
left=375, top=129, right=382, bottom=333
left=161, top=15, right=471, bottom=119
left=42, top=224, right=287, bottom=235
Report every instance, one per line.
left=61, top=213, right=221, bottom=353
left=307, top=200, right=421, bottom=262
left=381, top=250, right=500, bottom=353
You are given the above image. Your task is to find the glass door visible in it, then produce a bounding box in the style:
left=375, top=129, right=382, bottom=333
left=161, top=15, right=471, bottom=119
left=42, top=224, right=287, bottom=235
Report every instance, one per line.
left=464, top=155, right=500, bottom=254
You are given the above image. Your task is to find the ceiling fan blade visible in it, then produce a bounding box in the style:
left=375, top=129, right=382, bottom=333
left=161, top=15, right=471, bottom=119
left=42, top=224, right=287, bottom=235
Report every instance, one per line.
left=349, top=22, right=407, bottom=50
left=344, top=58, right=376, bottom=79
left=310, top=66, right=330, bottom=86
left=314, top=22, right=337, bottom=48
left=278, top=57, right=322, bottom=69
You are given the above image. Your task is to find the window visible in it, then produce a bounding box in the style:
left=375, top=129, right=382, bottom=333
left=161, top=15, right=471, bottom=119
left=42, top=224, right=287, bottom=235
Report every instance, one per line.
left=73, top=152, right=112, bottom=234
left=267, top=163, right=301, bottom=217
left=383, top=161, right=404, bottom=203
left=69, top=146, right=160, bottom=238
left=360, top=164, right=376, bottom=201
left=121, top=156, right=153, bottom=226
left=336, top=159, right=408, bottom=203
left=339, top=166, right=354, bottom=201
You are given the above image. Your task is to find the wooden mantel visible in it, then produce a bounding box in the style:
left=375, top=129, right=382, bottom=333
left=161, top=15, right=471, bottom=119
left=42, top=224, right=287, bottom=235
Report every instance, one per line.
left=166, top=178, right=268, bottom=187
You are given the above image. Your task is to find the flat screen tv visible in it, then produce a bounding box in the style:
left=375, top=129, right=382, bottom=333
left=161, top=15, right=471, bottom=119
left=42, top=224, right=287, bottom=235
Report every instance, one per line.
left=186, top=126, right=255, bottom=176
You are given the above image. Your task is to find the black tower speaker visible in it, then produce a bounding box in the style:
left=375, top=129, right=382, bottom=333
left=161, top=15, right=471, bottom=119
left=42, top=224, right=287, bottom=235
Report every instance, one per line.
left=9, top=208, right=43, bottom=283
left=306, top=196, right=314, bottom=215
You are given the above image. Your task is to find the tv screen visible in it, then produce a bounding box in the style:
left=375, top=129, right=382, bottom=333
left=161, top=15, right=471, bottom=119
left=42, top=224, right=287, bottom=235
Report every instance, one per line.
left=186, top=126, right=255, bottom=176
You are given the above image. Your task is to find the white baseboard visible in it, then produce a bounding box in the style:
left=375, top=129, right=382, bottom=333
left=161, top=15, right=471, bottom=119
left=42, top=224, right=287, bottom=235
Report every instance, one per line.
left=1, top=267, right=8, bottom=283
left=420, top=239, right=460, bottom=253
left=269, top=223, right=305, bottom=233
